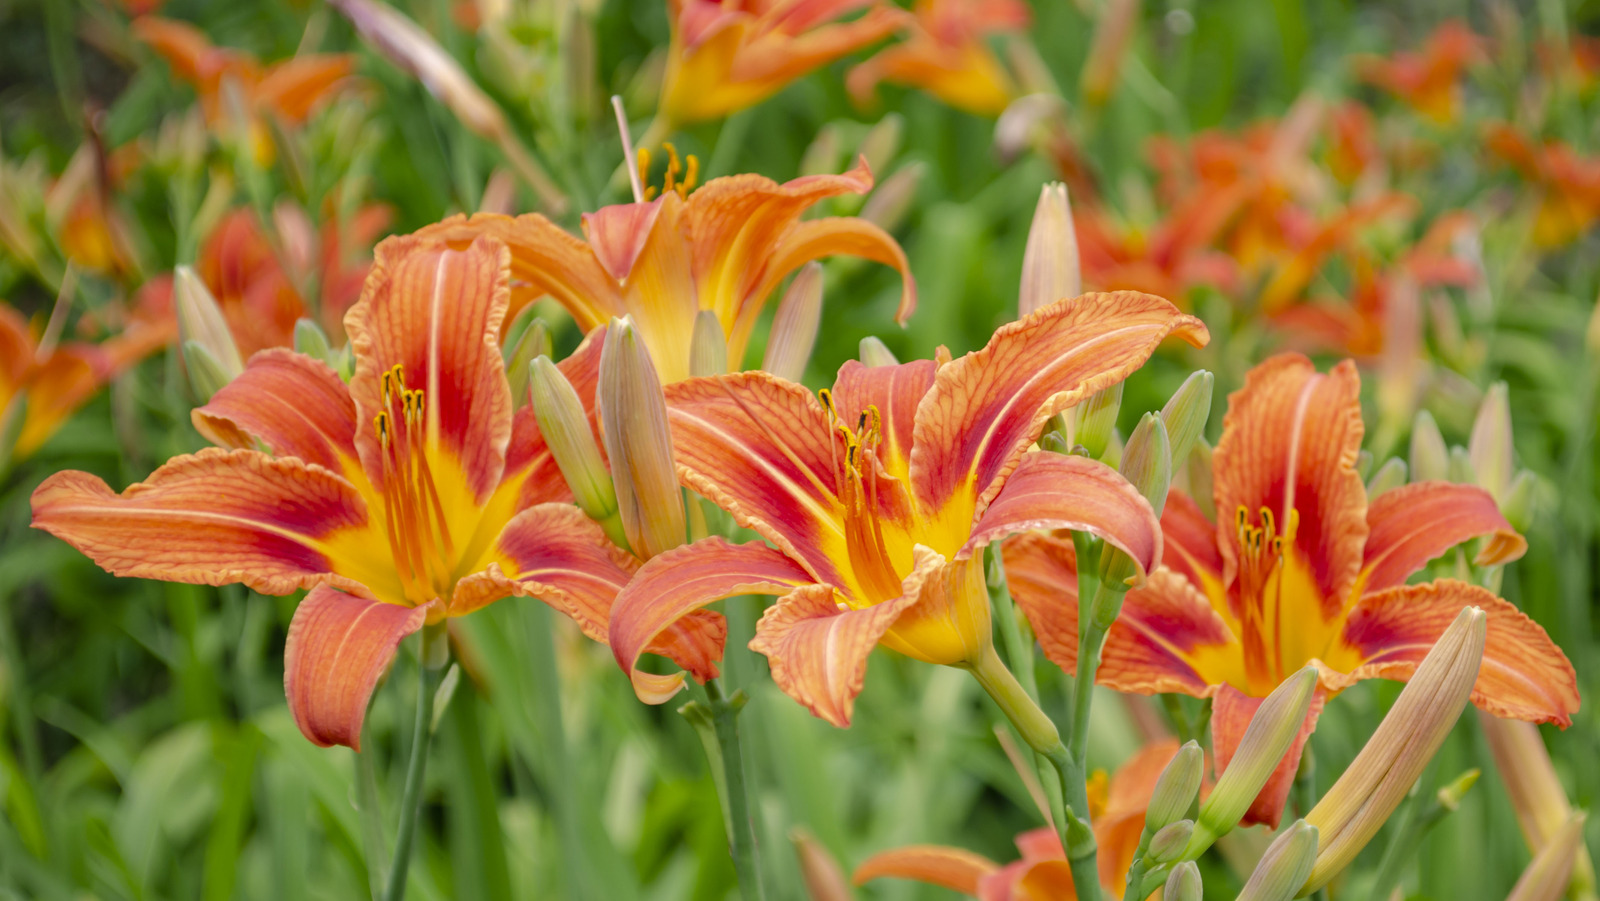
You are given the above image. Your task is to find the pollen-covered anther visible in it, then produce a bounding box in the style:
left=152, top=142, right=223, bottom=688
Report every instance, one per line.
left=1235, top=504, right=1299, bottom=687
left=637, top=143, right=700, bottom=201
left=370, top=363, right=457, bottom=605
left=820, top=395, right=901, bottom=603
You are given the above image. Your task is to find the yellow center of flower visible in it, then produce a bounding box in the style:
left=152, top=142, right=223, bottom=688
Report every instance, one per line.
left=1235, top=504, right=1300, bottom=691
left=820, top=389, right=906, bottom=604
left=372, top=364, right=458, bottom=605
left=636, top=143, right=700, bottom=201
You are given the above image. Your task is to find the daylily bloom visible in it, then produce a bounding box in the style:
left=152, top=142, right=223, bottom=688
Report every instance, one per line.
left=30, top=233, right=721, bottom=749
left=659, top=0, right=906, bottom=126
left=1003, top=353, right=1579, bottom=827
left=607, top=291, right=1206, bottom=720
left=415, top=159, right=914, bottom=384
left=1354, top=21, right=1484, bottom=124
left=1072, top=201, right=1238, bottom=303
left=1484, top=123, right=1600, bottom=248
left=847, top=0, right=1030, bottom=116
left=853, top=740, right=1186, bottom=898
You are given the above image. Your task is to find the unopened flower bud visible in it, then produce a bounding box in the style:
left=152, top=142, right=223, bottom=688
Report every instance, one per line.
left=293, top=317, right=332, bottom=365
left=762, top=262, right=824, bottom=382
left=1238, top=820, right=1319, bottom=901
left=690, top=310, right=728, bottom=378
left=1409, top=410, right=1450, bottom=482
left=859, top=162, right=923, bottom=233
left=1303, top=607, right=1487, bottom=894
left=1019, top=183, right=1081, bottom=318
left=995, top=94, right=1068, bottom=165
left=529, top=355, right=622, bottom=546
left=799, top=124, right=843, bottom=177
left=1448, top=445, right=1476, bottom=485
left=1164, top=860, right=1202, bottom=901
left=1366, top=457, right=1408, bottom=499
left=1182, top=439, right=1215, bottom=519
left=1080, top=0, right=1139, bottom=107
left=1145, top=740, right=1204, bottom=833
left=1190, top=667, right=1318, bottom=855
left=175, top=265, right=243, bottom=380
left=857, top=114, right=904, bottom=177
left=1038, top=431, right=1072, bottom=455
left=1436, top=768, right=1479, bottom=811
left=1481, top=715, right=1597, bottom=894
left=182, top=339, right=234, bottom=402
left=1507, top=813, right=1590, bottom=901
left=1147, top=819, right=1194, bottom=864
left=600, top=318, right=686, bottom=560
left=1499, top=470, right=1540, bottom=533
left=791, top=828, right=851, bottom=901
left=1119, top=413, right=1171, bottom=515
left=1469, top=381, right=1513, bottom=503
left=859, top=336, right=899, bottom=367
left=1159, top=370, right=1214, bottom=469
left=504, top=317, right=551, bottom=409
left=1073, top=381, right=1122, bottom=461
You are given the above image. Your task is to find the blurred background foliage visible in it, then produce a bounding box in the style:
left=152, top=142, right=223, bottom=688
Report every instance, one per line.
left=0, top=0, right=1598, bottom=898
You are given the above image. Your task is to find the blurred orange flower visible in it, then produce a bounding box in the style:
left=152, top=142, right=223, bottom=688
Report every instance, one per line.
left=1484, top=122, right=1600, bottom=248
left=1073, top=201, right=1238, bottom=303
left=848, top=0, right=1029, bottom=116
left=1355, top=20, right=1484, bottom=124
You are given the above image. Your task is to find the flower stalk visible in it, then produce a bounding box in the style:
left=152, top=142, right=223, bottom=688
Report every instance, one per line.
left=682, top=681, right=767, bottom=901
left=384, top=622, right=449, bottom=901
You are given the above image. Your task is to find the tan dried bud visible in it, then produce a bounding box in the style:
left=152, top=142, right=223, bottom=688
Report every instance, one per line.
left=762, top=262, right=824, bottom=382
left=1469, top=381, right=1513, bottom=503
left=1506, top=813, right=1589, bottom=901
left=1018, top=182, right=1081, bottom=318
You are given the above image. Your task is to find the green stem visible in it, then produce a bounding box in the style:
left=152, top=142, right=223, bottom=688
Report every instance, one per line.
left=384, top=625, right=447, bottom=901
left=987, top=549, right=1037, bottom=699
left=525, top=604, right=593, bottom=900
left=704, top=680, right=766, bottom=901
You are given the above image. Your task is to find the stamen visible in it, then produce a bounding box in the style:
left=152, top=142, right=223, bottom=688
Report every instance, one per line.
left=369, top=369, right=458, bottom=605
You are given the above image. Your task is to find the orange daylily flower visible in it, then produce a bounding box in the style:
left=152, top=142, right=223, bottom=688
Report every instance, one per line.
left=1, top=299, right=171, bottom=462
left=847, top=0, right=1029, bottom=116
left=606, top=292, right=1206, bottom=720
left=1073, top=201, right=1239, bottom=303
left=853, top=740, right=1184, bottom=898
left=415, top=159, right=914, bottom=384
left=1484, top=122, right=1600, bottom=248
left=1355, top=20, right=1484, bottom=124
left=1003, top=353, right=1579, bottom=828
left=1325, top=101, right=1381, bottom=187
left=659, top=0, right=906, bottom=125
left=31, top=234, right=721, bottom=749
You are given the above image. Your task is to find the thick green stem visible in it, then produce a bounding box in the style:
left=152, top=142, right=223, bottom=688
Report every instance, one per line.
left=526, top=604, right=593, bottom=900
left=704, top=680, right=766, bottom=901
left=384, top=624, right=448, bottom=901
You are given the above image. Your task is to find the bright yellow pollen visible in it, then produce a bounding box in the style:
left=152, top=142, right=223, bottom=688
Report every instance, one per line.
left=373, top=363, right=456, bottom=606
left=821, top=390, right=902, bottom=604
left=1235, top=504, right=1299, bottom=691
left=637, top=143, right=700, bottom=201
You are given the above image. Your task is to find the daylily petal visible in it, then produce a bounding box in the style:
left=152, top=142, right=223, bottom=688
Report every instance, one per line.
left=1211, top=683, right=1327, bottom=829
left=910, top=291, right=1207, bottom=525
left=284, top=585, right=433, bottom=749
left=831, top=358, right=939, bottom=479
left=663, top=371, right=851, bottom=588
left=1000, top=531, right=1079, bottom=670
left=610, top=537, right=814, bottom=704
left=1361, top=481, right=1527, bottom=592
left=581, top=199, right=665, bottom=283
left=746, top=215, right=918, bottom=343
left=1159, top=488, right=1226, bottom=606
left=30, top=447, right=377, bottom=597
left=254, top=55, right=356, bottom=123
left=1331, top=580, right=1579, bottom=726
left=346, top=233, right=514, bottom=503
left=751, top=546, right=945, bottom=726
left=1101, top=568, right=1242, bottom=695
left=853, top=845, right=1000, bottom=893
left=1213, top=353, right=1366, bottom=623
left=14, top=347, right=105, bottom=459
left=192, top=348, right=360, bottom=478
left=1011, top=860, right=1079, bottom=901
left=1097, top=740, right=1183, bottom=891
left=498, top=324, right=605, bottom=515
left=963, top=452, right=1163, bottom=578
left=728, top=7, right=906, bottom=86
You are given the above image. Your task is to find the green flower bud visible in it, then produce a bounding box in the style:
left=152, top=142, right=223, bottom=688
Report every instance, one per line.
left=504, top=316, right=550, bottom=409
left=1164, top=860, right=1202, bottom=901
left=1409, top=410, right=1449, bottom=482
left=175, top=265, right=243, bottom=381
left=182, top=339, right=235, bottom=402
left=859, top=336, right=899, bottom=367
left=1159, top=370, right=1214, bottom=469
left=529, top=355, right=624, bottom=548
left=1499, top=469, right=1540, bottom=533
left=1073, top=381, right=1122, bottom=461
left=293, top=317, right=333, bottom=364
left=600, top=318, right=686, bottom=560
left=1146, top=819, right=1194, bottom=864
left=1238, top=820, right=1318, bottom=901
left=1144, top=740, right=1204, bottom=833
left=1448, top=445, right=1476, bottom=485
left=1469, top=381, right=1513, bottom=503
left=1365, top=457, right=1408, bottom=499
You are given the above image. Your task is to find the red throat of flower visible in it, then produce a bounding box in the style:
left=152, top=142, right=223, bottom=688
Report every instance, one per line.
left=1235, top=504, right=1300, bottom=691
left=821, top=389, right=903, bottom=604
left=373, top=363, right=457, bottom=605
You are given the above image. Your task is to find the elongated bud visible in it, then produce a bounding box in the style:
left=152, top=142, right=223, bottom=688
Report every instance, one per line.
left=1145, top=740, right=1204, bottom=833
left=1080, top=0, right=1140, bottom=107
left=799, top=124, right=843, bottom=177
left=175, top=265, right=243, bottom=380
left=1147, top=819, right=1194, bottom=864
left=762, top=262, right=824, bottom=382
left=1119, top=413, right=1171, bottom=515
left=1499, top=470, right=1540, bottom=533
left=1506, top=813, right=1589, bottom=901
left=1159, top=370, right=1213, bottom=469
left=1164, top=861, right=1202, bottom=901
left=182, top=340, right=234, bottom=402
left=859, top=162, right=923, bottom=232
left=1409, top=410, right=1450, bottom=482
left=1366, top=457, right=1408, bottom=498
left=529, top=355, right=623, bottom=543
left=1183, top=439, right=1215, bottom=520
left=791, top=828, right=851, bottom=901
left=690, top=310, right=728, bottom=378
left=1074, top=381, right=1123, bottom=462
left=1448, top=445, right=1476, bottom=484
left=857, top=113, right=903, bottom=176
left=600, top=318, right=686, bottom=560
left=1303, top=607, right=1487, bottom=893
left=1238, top=820, right=1319, bottom=901
left=1481, top=715, right=1597, bottom=894
left=859, top=336, right=899, bottom=367
left=294, top=317, right=332, bottom=364
left=1190, top=667, right=1318, bottom=855
left=505, top=319, right=551, bottom=409
left=1469, top=381, right=1513, bottom=502
left=1018, top=183, right=1081, bottom=318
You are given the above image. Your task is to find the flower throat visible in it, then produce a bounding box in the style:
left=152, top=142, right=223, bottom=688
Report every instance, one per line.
left=820, top=389, right=903, bottom=603
left=372, top=364, right=456, bottom=605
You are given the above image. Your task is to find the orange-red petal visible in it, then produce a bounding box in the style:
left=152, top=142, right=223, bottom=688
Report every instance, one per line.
left=1158, top=489, right=1224, bottom=597
left=831, top=358, right=938, bottom=479
left=192, top=348, right=358, bottom=476
left=853, top=845, right=1000, bottom=893
left=283, top=586, right=432, bottom=749
left=1211, top=683, right=1327, bottom=829
left=1100, top=568, right=1241, bottom=696
left=610, top=537, right=814, bottom=704
left=30, top=448, right=372, bottom=597
left=910, top=292, right=1208, bottom=523
left=254, top=54, right=355, bottom=123
left=1000, top=531, right=1080, bottom=670
left=750, top=215, right=917, bottom=331
left=1332, top=580, right=1579, bottom=726
left=1361, top=481, right=1527, bottom=592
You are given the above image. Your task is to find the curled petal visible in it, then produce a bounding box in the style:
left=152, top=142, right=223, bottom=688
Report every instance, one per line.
left=610, top=538, right=814, bottom=704
left=284, top=586, right=431, bottom=749
left=1362, top=481, right=1527, bottom=592
left=1332, top=580, right=1578, bottom=726
left=853, top=845, right=1000, bottom=893
left=750, top=215, right=917, bottom=333
left=830, top=359, right=938, bottom=479
left=255, top=55, right=356, bottom=122
left=30, top=448, right=378, bottom=598
left=581, top=199, right=665, bottom=283
left=1100, top=569, right=1242, bottom=696
left=910, top=291, right=1207, bottom=522
left=193, top=348, right=359, bottom=476
left=1212, top=683, right=1327, bottom=829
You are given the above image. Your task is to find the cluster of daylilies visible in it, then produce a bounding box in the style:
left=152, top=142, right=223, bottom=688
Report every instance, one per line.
left=1, top=2, right=1595, bottom=900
